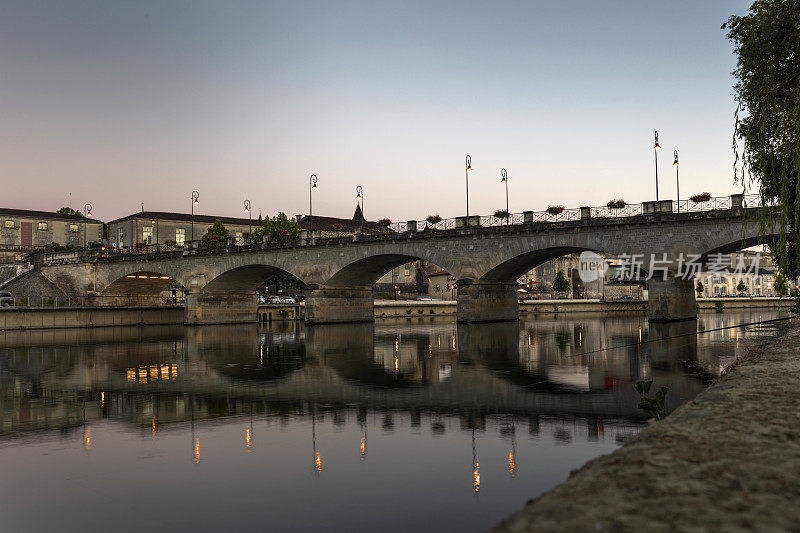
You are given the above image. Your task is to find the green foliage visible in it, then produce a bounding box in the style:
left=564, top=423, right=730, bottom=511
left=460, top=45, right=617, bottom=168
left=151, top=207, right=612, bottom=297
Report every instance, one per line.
left=737, top=280, right=748, bottom=294
left=715, top=300, right=725, bottom=313
left=253, top=212, right=301, bottom=244
left=724, top=2, right=800, bottom=278
left=201, top=220, right=230, bottom=249
left=24, top=242, right=81, bottom=261
left=271, top=272, right=305, bottom=290
left=696, top=280, right=705, bottom=295
left=494, top=209, right=510, bottom=218
left=56, top=207, right=84, bottom=217
left=553, top=270, right=570, bottom=294
left=774, top=273, right=788, bottom=296
left=634, top=380, right=669, bottom=420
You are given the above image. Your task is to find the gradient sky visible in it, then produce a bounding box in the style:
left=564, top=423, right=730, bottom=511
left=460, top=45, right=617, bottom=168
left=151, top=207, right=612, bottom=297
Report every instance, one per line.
left=0, top=0, right=752, bottom=222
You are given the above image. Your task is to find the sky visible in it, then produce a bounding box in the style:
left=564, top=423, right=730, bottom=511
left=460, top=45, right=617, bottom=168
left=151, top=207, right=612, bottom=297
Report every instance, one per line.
left=0, top=0, right=753, bottom=223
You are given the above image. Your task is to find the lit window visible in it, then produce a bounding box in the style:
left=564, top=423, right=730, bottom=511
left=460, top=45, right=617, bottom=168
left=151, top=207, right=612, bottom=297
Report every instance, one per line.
left=69, top=224, right=79, bottom=232
left=37, top=222, right=48, bottom=230
left=143, top=226, right=153, bottom=245
left=235, top=232, right=243, bottom=245
left=4, top=220, right=13, bottom=228
left=175, top=228, right=185, bottom=245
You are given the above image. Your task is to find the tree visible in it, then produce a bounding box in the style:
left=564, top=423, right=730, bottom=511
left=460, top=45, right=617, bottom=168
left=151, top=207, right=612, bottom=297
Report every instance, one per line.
left=270, top=272, right=306, bottom=291
left=774, top=273, right=788, bottom=296
left=724, top=2, right=800, bottom=278
left=57, top=207, right=83, bottom=217
left=253, top=212, right=301, bottom=244
left=737, top=279, right=748, bottom=295
left=696, top=280, right=705, bottom=297
left=201, top=220, right=230, bottom=249
left=552, top=270, right=570, bottom=296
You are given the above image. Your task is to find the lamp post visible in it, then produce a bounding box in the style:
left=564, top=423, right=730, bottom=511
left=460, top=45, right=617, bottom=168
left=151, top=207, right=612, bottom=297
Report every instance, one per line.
left=673, top=150, right=680, bottom=212
left=151, top=218, right=159, bottom=246
left=83, top=203, right=92, bottom=248
left=191, top=191, right=199, bottom=242
left=244, top=199, right=251, bottom=238
left=465, top=155, right=472, bottom=217
left=356, top=185, right=363, bottom=216
left=309, top=175, right=318, bottom=232
left=653, top=131, right=661, bottom=201
left=500, top=168, right=509, bottom=222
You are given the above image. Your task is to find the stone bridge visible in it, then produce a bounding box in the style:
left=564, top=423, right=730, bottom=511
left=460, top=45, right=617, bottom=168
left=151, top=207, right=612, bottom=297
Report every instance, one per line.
left=38, top=196, right=775, bottom=325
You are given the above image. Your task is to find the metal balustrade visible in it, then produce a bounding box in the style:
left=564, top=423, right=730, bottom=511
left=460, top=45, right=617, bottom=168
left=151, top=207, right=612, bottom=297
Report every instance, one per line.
left=39, top=194, right=771, bottom=265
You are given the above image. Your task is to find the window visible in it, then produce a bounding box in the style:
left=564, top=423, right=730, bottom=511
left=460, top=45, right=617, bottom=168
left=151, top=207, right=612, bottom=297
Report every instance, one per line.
left=69, top=224, right=79, bottom=232
left=37, top=222, right=48, bottom=230
left=4, top=220, right=13, bottom=228
left=175, top=228, right=185, bottom=245
left=404, top=265, right=411, bottom=277
left=117, top=228, right=124, bottom=247
left=235, top=232, right=243, bottom=245
left=143, top=226, right=153, bottom=245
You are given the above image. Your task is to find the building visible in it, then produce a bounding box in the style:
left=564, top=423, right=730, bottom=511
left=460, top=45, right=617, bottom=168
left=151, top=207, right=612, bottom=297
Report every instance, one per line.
left=427, top=270, right=458, bottom=300
left=694, top=251, right=794, bottom=297
left=106, top=211, right=259, bottom=249
left=0, top=208, right=104, bottom=262
left=295, top=205, right=389, bottom=236
left=375, top=260, right=434, bottom=296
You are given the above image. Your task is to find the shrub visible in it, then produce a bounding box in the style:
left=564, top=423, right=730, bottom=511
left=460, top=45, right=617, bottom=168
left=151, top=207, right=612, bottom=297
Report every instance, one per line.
left=690, top=192, right=712, bottom=203
left=634, top=380, right=669, bottom=420
left=426, top=215, right=442, bottom=225
left=201, top=220, right=230, bottom=250
left=494, top=209, right=510, bottom=219
left=607, top=199, right=627, bottom=209
left=546, top=205, right=564, bottom=215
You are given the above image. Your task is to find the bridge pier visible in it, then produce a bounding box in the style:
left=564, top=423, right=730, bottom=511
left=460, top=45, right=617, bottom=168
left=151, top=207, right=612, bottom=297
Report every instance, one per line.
left=305, top=287, right=374, bottom=325
left=456, top=280, right=518, bottom=323
left=185, top=291, right=259, bottom=325
left=647, top=276, right=697, bottom=322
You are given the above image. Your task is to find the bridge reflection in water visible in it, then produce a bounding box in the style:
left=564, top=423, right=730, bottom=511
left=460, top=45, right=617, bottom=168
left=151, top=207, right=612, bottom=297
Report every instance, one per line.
left=0, top=311, right=782, bottom=532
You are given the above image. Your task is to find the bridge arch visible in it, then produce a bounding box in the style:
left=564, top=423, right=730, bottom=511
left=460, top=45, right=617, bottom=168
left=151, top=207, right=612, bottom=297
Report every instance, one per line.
left=323, top=254, right=427, bottom=288
left=203, top=264, right=304, bottom=292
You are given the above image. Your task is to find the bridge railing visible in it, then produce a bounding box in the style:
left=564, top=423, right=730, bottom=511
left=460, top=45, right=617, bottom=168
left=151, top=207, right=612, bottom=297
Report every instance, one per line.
left=39, top=193, right=773, bottom=265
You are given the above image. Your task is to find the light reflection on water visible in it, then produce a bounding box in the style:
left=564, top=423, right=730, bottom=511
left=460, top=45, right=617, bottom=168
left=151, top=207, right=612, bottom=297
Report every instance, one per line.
left=0, top=310, right=784, bottom=532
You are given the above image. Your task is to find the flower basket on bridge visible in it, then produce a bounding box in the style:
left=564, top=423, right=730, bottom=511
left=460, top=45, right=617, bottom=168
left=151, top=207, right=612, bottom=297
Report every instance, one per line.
left=690, top=192, right=712, bottom=203
left=546, top=205, right=565, bottom=215
left=607, top=199, right=627, bottom=209
left=378, top=218, right=392, bottom=227
left=329, top=224, right=344, bottom=231
left=494, top=209, right=510, bottom=219
left=426, top=215, right=442, bottom=225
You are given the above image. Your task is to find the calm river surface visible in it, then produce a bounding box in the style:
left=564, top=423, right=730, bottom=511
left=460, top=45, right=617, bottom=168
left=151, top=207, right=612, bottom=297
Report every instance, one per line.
left=0, top=310, right=785, bottom=532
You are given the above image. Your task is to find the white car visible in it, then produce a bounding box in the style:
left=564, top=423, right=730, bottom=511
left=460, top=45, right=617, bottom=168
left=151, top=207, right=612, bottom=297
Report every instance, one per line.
left=276, top=296, right=296, bottom=304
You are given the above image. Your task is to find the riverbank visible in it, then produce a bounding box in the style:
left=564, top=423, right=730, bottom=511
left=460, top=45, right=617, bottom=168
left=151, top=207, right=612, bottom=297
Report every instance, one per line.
left=492, top=317, right=800, bottom=532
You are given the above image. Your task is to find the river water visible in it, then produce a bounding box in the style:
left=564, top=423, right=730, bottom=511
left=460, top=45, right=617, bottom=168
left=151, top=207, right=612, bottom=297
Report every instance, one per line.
left=0, top=310, right=785, bottom=532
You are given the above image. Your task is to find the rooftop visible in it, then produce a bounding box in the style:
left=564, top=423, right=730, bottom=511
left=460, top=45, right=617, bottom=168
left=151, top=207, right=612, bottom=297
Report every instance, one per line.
left=106, top=210, right=257, bottom=227
left=0, top=207, right=104, bottom=223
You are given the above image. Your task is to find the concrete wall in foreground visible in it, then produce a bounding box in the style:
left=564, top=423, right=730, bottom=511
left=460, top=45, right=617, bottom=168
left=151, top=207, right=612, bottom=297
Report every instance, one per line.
left=0, top=306, right=184, bottom=330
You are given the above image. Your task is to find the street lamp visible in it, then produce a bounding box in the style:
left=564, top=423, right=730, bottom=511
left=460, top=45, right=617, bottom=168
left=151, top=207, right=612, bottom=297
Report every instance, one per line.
left=465, top=155, right=472, bottom=217
left=653, top=131, right=661, bottom=201
left=151, top=218, right=159, bottom=245
left=356, top=185, right=363, bottom=216
left=309, top=174, right=318, bottom=232
left=500, top=168, right=509, bottom=222
left=191, top=191, right=199, bottom=242
left=83, top=203, right=92, bottom=247
left=244, top=199, right=251, bottom=238
left=673, top=150, right=680, bottom=213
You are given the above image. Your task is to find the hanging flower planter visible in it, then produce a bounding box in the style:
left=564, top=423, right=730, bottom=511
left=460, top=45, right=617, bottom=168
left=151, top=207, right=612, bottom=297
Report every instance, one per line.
left=607, top=199, right=627, bottom=209
left=494, top=209, right=510, bottom=219
left=546, top=205, right=565, bottom=215
left=690, top=192, right=712, bottom=203
left=426, top=215, right=442, bottom=225
left=330, top=224, right=344, bottom=231
left=378, top=218, right=392, bottom=227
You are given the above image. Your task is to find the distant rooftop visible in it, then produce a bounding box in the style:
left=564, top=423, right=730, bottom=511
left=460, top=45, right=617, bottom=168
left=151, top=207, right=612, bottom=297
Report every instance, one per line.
left=0, top=207, right=103, bottom=223
left=106, top=210, right=256, bottom=226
